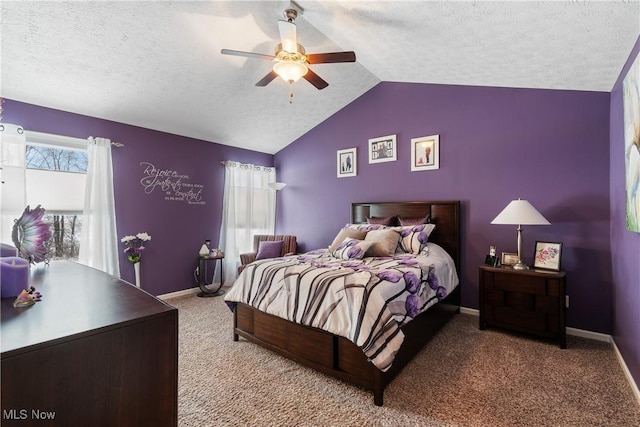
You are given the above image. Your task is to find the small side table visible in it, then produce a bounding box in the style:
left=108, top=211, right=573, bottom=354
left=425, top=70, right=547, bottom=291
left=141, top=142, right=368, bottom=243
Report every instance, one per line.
left=197, top=256, right=224, bottom=297
left=479, top=264, right=567, bottom=348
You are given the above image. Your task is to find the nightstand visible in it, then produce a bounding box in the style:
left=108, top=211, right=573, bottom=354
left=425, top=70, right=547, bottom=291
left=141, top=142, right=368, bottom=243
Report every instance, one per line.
left=479, top=265, right=567, bottom=348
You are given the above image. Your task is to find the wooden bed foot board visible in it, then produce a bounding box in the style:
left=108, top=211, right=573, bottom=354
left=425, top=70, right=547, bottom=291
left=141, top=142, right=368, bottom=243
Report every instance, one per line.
left=234, top=326, right=375, bottom=392
left=233, top=293, right=459, bottom=406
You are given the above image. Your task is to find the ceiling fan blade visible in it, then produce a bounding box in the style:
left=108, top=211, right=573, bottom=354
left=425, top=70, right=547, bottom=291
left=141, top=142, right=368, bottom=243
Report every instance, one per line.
left=307, top=51, right=356, bottom=64
left=278, top=20, right=297, bottom=53
left=221, top=49, right=274, bottom=61
left=255, top=70, right=278, bottom=87
left=303, top=68, right=329, bottom=90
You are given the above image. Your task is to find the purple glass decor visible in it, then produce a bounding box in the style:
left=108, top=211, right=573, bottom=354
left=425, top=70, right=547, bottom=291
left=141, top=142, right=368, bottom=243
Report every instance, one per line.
left=11, top=205, right=52, bottom=263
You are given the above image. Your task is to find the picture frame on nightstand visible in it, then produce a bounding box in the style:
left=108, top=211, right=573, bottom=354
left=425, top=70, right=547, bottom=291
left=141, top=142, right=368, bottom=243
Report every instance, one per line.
left=501, top=252, right=518, bottom=266
left=533, top=241, right=563, bottom=271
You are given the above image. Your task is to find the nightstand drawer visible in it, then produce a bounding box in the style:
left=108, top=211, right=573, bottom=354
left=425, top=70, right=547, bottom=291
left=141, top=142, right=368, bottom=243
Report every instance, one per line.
left=479, top=265, right=567, bottom=348
left=494, top=274, right=545, bottom=295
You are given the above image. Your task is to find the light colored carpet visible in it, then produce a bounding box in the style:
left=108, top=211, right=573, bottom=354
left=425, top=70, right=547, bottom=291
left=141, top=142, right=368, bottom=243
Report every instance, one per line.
left=168, top=293, right=640, bottom=427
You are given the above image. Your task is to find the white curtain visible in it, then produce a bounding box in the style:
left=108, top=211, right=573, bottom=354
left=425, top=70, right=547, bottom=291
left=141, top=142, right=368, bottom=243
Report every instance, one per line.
left=0, top=124, right=26, bottom=246
left=218, top=161, right=276, bottom=285
left=78, top=137, right=120, bottom=277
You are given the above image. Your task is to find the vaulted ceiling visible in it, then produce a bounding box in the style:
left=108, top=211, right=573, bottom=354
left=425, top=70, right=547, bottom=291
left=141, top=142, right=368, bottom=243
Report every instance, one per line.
left=2, top=1, right=639, bottom=154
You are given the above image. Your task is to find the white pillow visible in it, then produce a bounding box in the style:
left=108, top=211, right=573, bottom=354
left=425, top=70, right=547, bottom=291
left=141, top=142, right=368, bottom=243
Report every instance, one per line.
left=331, top=237, right=374, bottom=260
left=398, top=224, right=436, bottom=255
left=344, top=223, right=389, bottom=231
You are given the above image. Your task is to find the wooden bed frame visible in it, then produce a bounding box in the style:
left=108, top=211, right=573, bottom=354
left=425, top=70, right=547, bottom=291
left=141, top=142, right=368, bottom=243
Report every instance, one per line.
left=232, top=201, right=461, bottom=406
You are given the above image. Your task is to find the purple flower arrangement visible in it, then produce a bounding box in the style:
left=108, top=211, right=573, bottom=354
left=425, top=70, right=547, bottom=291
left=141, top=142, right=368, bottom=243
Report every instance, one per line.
left=121, top=232, right=151, bottom=264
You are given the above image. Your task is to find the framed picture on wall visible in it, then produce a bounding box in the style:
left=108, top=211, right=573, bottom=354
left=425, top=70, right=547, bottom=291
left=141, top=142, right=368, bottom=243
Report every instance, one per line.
left=411, top=134, right=439, bottom=171
left=337, top=148, right=357, bottom=178
left=533, top=241, right=563, bottom=271
left=368, top=134, right=397, bottom=164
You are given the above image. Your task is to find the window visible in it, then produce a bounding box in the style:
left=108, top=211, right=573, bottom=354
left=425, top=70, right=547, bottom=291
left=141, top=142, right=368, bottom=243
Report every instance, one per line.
left=25, top=140, right=87, bottom=260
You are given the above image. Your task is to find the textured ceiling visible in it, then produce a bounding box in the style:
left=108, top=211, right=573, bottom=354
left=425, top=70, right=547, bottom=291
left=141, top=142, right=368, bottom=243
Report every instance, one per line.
left=1, top=1, right=639, bottom=154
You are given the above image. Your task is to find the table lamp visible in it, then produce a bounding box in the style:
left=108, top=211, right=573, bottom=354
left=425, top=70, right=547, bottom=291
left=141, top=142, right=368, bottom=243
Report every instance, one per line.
left=491, top=199, right=550, bottom=270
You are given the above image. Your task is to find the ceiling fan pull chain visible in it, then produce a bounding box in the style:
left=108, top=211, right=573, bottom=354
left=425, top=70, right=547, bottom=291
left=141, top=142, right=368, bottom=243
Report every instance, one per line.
left=289, top=82, right=294, bottom=104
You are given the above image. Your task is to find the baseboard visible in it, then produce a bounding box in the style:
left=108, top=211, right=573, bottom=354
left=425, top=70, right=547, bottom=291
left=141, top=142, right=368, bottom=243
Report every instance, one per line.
left=565, top=326, right=611, bottom=343
left=461, top=306, right=639, bottom=405
left=460, top=306, right=612, bottom=342
left=460, top=307, right=479, bottom=316
left=158, top=287, right=200, bottom=300
left=612, top=339, right=640, bottom=406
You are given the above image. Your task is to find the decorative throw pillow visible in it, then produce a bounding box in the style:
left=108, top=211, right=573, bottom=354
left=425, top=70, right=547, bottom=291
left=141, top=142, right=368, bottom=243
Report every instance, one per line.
left=329, top=228, right=368, bottom=252
left=364, top=229, right=401, bottom=257
left=255, top=240, right=283, bottom=260
left=346, top=223, right=387, bottom=232
left=399, top=224, right=436, bottom=255
left=399, top=215, right=431, bottom=226
left=367, top=215, right=400, bottom=226
left=331, top=238, right=373, bottom=260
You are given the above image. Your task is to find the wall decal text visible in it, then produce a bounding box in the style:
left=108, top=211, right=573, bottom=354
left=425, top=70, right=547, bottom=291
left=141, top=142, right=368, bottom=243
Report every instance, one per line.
left=139, top=162, right=205, bottom=205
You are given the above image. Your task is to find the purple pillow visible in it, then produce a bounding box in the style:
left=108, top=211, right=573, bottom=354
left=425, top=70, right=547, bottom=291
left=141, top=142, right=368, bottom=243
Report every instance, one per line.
left=255, top=240, right=283, bottom=260
left=367, top=215, right=399, bottom=226
left=399, top=215, right=431, bottom=226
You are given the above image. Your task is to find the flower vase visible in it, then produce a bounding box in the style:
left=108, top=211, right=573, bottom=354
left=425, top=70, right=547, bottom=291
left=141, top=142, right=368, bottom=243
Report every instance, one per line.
left=134, top=262, right=141, bottom=288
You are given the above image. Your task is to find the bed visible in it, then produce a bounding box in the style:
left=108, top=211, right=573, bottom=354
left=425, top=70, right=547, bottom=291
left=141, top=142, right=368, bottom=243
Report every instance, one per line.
left=224, top=201, right=461, bottom=406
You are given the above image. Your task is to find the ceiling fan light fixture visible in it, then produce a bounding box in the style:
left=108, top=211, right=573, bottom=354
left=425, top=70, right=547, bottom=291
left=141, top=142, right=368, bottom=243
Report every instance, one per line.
left=273, top=60, right=308, bottom=83
left=221, top=4, right=353, bottom=92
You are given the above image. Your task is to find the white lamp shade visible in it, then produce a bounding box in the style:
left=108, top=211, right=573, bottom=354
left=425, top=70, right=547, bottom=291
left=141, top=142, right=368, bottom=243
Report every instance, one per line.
left=491, top=199, right=550, bottom=225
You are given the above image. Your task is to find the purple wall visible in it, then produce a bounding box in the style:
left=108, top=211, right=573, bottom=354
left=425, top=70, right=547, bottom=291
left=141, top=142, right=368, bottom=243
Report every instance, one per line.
left=275, top=82, right=612, bottom=333
left=2, top=99, right=273, bottom=296
left=4, top=45, right=635, bottom=383
left=610, top=36, right=640, bottom=394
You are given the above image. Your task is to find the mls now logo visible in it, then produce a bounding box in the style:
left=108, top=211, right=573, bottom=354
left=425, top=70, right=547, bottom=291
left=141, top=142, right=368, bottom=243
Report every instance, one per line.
left=3, top=409, right=28, bottom=420
left=3, top=409, right=56, bottom=420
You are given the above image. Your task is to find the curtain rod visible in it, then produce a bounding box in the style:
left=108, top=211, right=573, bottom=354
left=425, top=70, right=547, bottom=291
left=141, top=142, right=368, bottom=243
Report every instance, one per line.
left=221, top=160, right=274, bottom=171
left=26, top=130, right=124, bottom=148
left=0, top=125, right=124, bottom=148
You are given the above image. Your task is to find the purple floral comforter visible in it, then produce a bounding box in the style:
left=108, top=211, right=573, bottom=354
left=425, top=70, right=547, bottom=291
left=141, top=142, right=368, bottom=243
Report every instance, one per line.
left=224, top=243, right=459, bottom=371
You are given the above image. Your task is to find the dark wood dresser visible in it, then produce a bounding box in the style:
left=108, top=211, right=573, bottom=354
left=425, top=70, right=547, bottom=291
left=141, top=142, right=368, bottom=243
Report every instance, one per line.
left=1, top=261, right=178, bottom=426
left=479, top=264, right=567, bottom=348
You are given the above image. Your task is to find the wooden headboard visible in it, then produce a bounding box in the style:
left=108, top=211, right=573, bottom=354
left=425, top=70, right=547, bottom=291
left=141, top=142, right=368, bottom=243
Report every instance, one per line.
left=351, top=201, right=461, bottom=270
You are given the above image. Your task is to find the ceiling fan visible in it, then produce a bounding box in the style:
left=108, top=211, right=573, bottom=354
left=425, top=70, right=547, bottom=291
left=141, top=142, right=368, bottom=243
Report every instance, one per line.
left=221, top=7, right=356, bottom=92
